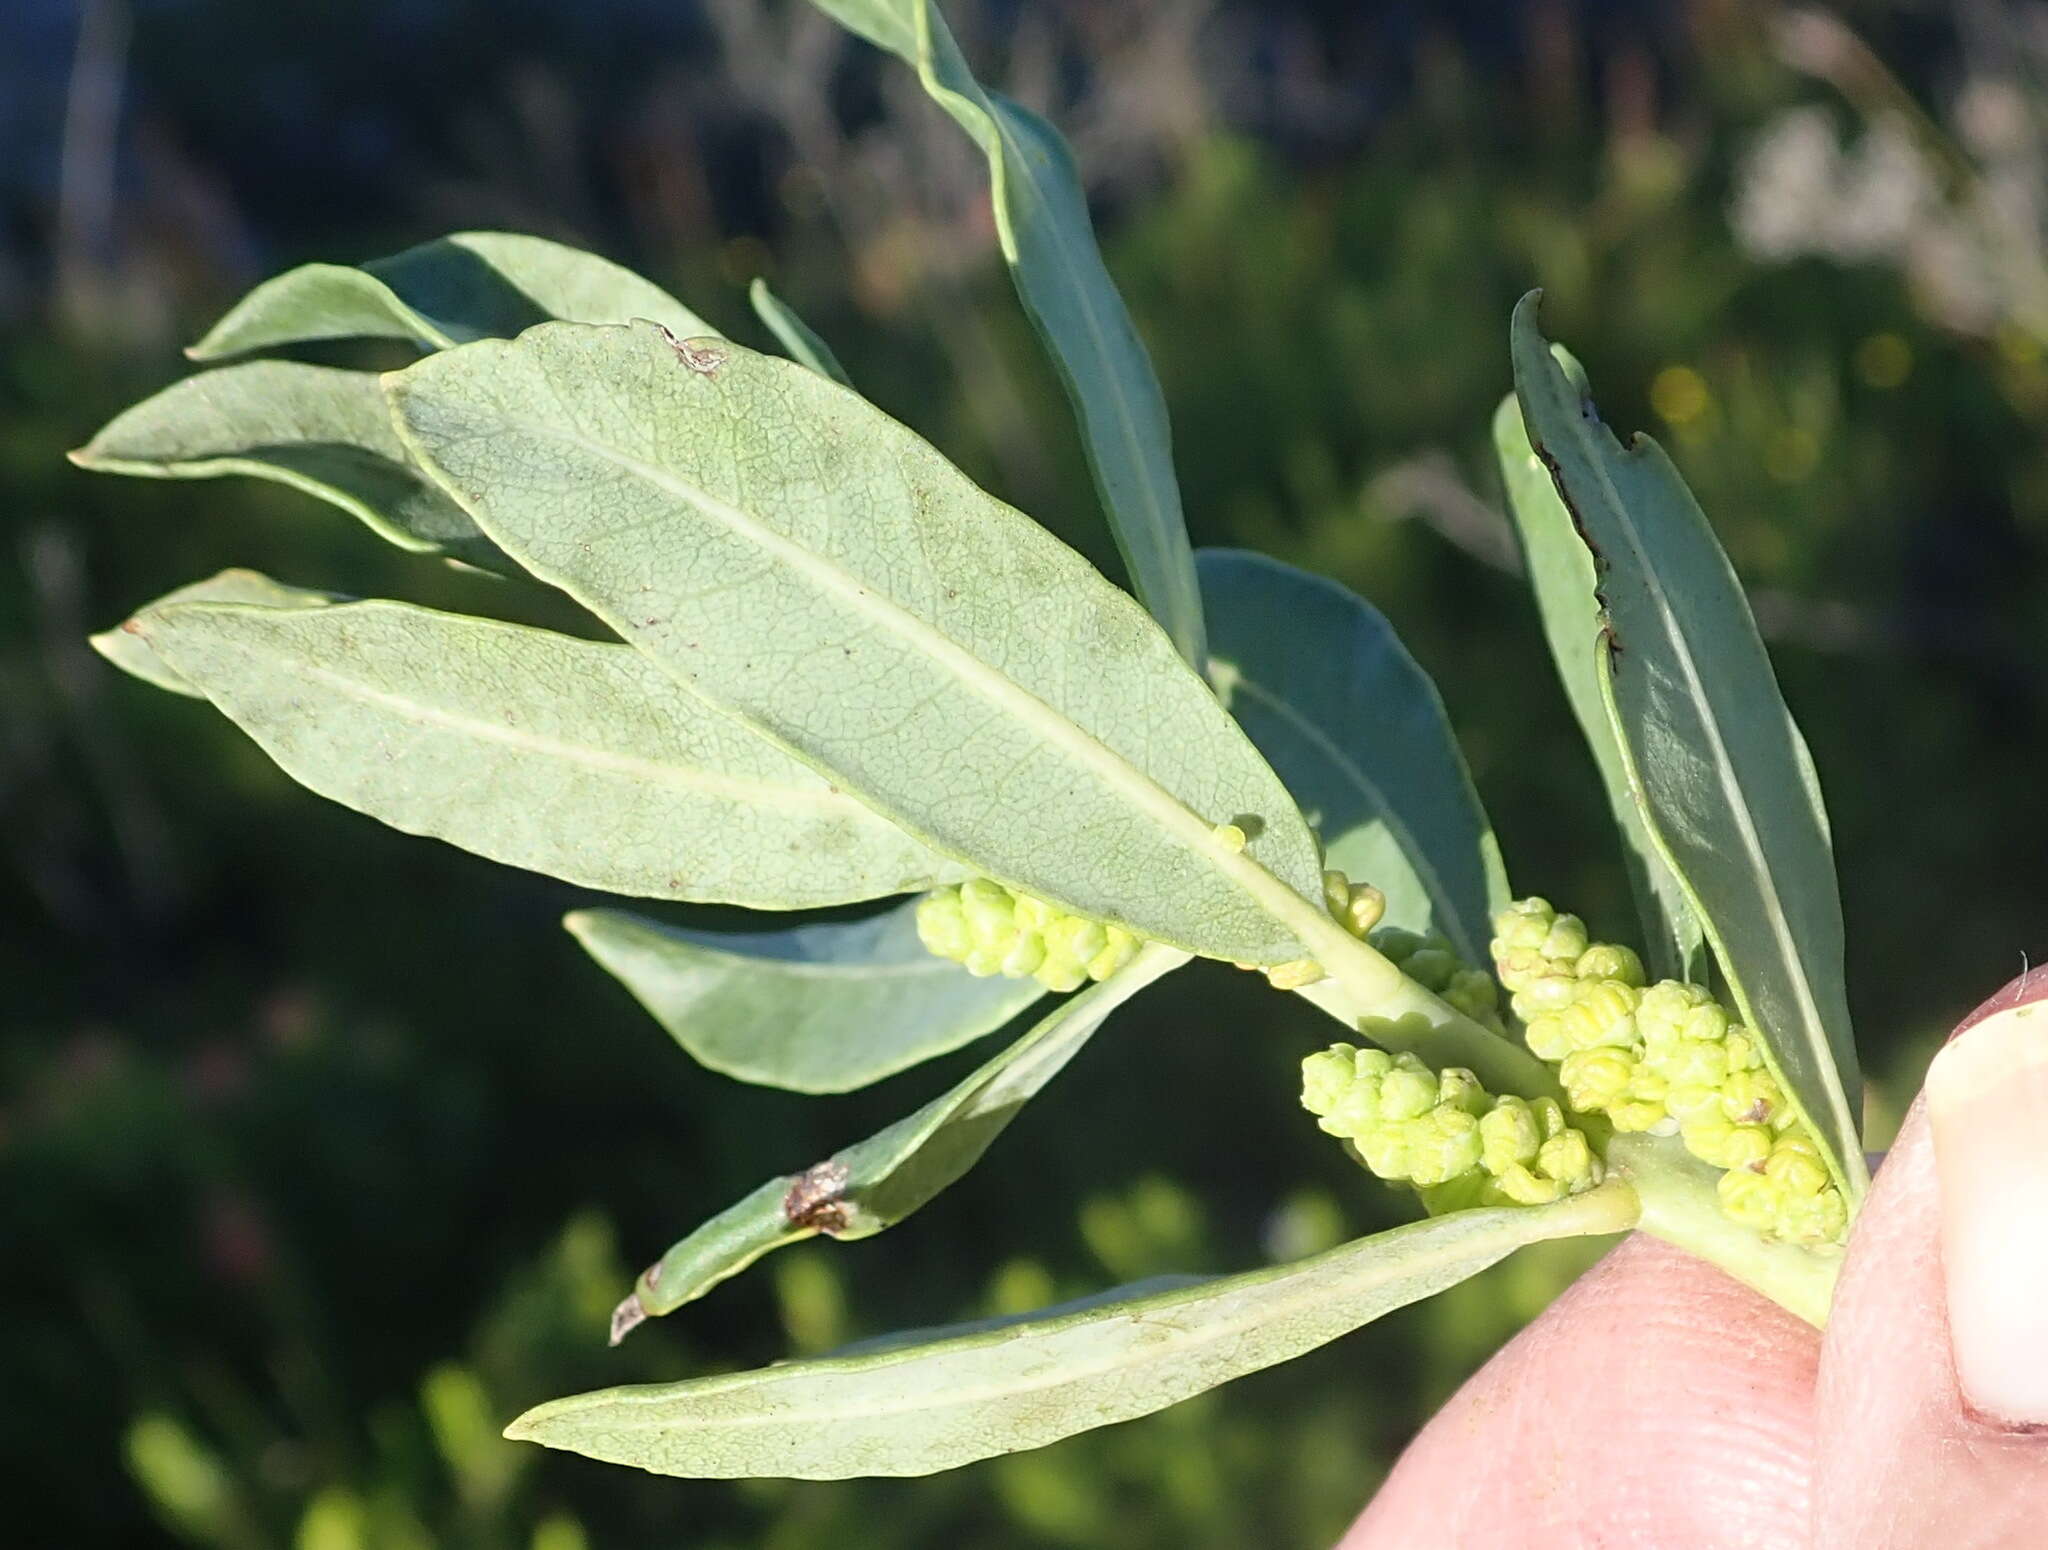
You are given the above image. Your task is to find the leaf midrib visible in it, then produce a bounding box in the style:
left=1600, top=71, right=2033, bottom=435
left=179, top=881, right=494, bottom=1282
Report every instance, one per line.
left=610, top=949, right=962, bottom=985
left=570, top=1207, right=1572, bottom=1432
left=160, top=617, right=869, bottom=816
left=909, top=4, right=1201, bottom=662
left=844, top=946, right=1180, bottom=1180
left=479, top=408, right=1307, bottom=956
left=1553, top=400, right=1848, bottom=1143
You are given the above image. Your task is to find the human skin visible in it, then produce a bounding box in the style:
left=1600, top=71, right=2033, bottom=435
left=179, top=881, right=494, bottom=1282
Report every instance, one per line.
left=1341, top=967, right=2048, bottom=1549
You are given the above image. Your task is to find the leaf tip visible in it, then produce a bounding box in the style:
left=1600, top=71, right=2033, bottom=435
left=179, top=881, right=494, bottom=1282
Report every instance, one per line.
left=608, top=1290, right=650, bottom=1346
left=1509, top=290, right=1548, bottom=350
left=501, top=1405, right=546, bottom=1444
left=184, top=321, right=240, bottom=361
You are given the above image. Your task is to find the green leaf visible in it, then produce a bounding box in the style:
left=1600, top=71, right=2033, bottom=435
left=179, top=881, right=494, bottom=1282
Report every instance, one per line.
left=615, top=943, right=1188, bottom=1326
left=1199, top=548, right=1507, bottom=964
left=747, top=277, right=852, bottom=387
left=387, top=323, right=1326, bottom=966
left=189, top=231, right=714, bottom=359
left=1509, top=293, right=1865, bottom=1196
left=1494, top=389, right=1703, bottom=983
left=516, top=1181, right=1636, bottom=1477
left=565, top=900, right=1044, bottom=1093
left=830, top=1275, right=1209, bottom=1356
left=92, top=568, right=339, bottom=697
left=807, top=0, right=1205, bottom=667
left=70, top=362, right=491, bottom=559
left=131, top=598, right=969, bottom=908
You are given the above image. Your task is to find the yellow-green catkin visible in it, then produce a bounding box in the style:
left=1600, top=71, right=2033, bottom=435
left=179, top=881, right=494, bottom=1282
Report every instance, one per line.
left=916, top=879, right=1141, bottom=992
left=1488, top=899, right=1847, bottom=1246
left=1300, top=1044, right=1602, bottom=1206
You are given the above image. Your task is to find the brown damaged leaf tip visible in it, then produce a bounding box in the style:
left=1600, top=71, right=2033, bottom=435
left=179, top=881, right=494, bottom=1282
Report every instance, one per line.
left=608, top=1291, right=649, bottom=1346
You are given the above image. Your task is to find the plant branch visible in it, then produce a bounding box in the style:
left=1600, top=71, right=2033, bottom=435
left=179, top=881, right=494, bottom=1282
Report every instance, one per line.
left=1606, top=1132, right=1841, bottom=1327
left=1284, top=923, right=1561, bottom=1102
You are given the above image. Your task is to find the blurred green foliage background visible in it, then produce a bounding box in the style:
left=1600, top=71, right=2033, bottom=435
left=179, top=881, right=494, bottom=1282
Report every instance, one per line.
left=7, top=0, right=2047, bottom=1543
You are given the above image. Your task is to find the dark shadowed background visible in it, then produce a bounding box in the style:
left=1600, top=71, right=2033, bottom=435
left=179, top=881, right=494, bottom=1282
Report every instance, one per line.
left=6, top=0, right=2046, bottom=1543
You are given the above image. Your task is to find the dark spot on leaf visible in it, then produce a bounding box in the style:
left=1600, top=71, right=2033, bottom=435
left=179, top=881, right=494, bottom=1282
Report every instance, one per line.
left=655, top=323, right=728, bottom=375
left=783, top=1160, right=853, bottom=1234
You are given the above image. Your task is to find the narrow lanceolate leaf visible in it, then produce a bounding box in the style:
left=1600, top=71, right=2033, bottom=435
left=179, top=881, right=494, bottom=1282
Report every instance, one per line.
left=613, top=944, right=1187, bottom=1331
left=388, top=324, right=1325, bottom=966
left=565, top=900, right=1043, bottom=1093
left=747, top=277, right=852, bottom=387
left=189, top=231, right=714, bottom=359
left=92, top=569, right=338, bottom=697
left=808, top=0, right=1205, bottom=667
left=131, top=599, right=969, bottom=908
left=1509, top=293, right=1865, bottom=1196
left=71, top=362, right=490, bottom=558
left=518, top=1181, right=1637, bottom=1477
left=1494, top=390, right=1704, bottom=984
left=1199, top=549, right=1507, bottom=964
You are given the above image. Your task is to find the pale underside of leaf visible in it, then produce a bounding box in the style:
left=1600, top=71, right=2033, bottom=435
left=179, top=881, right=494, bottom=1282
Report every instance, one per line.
left=806, top=0, right=1206, bottom=668
left=621, top=943, right=1187, bottom=1320
left=92, top=568, right=340, bottom=696
left=1198, top=548, right=1507, bottom=964
left=565, top=901, right=1044, bottom=1093
left=1493, top=391, right=1705, bottom=983
left=133, top=598, right=968, bottom=908
left=1510, top=294, right=1864, bottom=1196
left=188, top=231, right=715, bottom=359
left=386, top=322, right=1324, bottom=966
left=511, top=1182, right=1636, bottom=1479
left=70, top=360, right=488, bottom=557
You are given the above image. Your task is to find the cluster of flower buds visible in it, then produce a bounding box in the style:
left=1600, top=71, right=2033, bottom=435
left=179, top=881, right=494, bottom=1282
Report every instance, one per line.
left=1490, top=898, right=1847, bottom=1245
left=1300, top=1042, right=1602, bottom=1206
left=915, top=879, right=1142, bottom=992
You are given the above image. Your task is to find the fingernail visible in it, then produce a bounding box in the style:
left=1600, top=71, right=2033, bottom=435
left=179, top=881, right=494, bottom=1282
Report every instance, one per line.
left=1928, top=994, right=2048, bottom=1424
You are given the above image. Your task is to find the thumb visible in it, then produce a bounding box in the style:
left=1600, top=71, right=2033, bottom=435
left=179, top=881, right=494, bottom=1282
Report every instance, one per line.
left=1338, top=1232, right=1819, bottom=1547
left=1814, top=966, right=2048, bottom=1546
